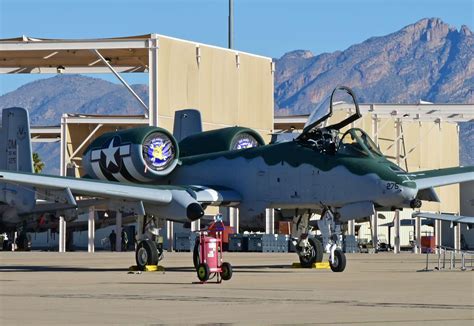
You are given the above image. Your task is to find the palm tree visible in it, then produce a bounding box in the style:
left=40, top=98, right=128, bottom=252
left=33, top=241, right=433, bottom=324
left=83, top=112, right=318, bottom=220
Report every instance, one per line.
left=33, top=152, right=45, bottom=174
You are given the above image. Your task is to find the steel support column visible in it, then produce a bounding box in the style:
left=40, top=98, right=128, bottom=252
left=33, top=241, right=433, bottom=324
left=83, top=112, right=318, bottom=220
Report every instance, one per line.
left=59, top=114, right=67, bottom=176
left=230, top=207, right=239, bottom=233
left=167, top=220, right=174, bottom=252
left=12, top=231, right=17, bottom=251
left=148, top=34, right=159, bottom=126
left=115, top=211, right=122, bottom=252
left=435, top=219, right=442, bottom=254
left=393, top=210, right=400, bottom=254
left=415, top=215, right=421, bottom=254
left=87, top=207, right=95, bottom=253
left=371, top=214, right=378, bottom=252
left=265, top=208, right=274, bottom=234
left=347, top=220, right=355, bottom=236
left=454, top=223, right=461, bottom=252
left=59, top=216, right=66, bottom=252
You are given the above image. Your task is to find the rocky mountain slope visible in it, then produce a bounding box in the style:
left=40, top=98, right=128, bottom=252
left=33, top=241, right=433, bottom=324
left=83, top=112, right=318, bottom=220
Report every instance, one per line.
left=274, top=18, right=473, bottom=115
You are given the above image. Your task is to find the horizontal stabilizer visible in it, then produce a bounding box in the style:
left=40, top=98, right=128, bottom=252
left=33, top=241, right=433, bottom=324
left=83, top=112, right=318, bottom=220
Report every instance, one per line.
left=407, top=166, right=474, bottom=190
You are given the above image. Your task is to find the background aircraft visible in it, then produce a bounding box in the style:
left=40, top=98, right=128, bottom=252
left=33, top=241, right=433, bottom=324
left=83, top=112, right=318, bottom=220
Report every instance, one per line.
left=1, top=87, right=473, bottom=272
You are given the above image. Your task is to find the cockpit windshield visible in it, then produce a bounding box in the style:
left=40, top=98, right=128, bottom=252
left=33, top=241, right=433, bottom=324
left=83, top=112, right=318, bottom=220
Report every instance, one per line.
left=298, top=86, right=361, bottom=141
left=338, top=129, right=383, bottom=157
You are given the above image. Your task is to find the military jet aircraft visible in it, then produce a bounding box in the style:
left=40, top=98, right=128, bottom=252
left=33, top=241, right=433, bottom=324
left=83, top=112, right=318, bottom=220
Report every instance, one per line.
left=1, top=86, right=473, bottom=272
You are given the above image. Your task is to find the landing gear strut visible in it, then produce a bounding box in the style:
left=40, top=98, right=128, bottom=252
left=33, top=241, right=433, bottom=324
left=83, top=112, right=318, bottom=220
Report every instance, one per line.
left=292, top=212, right=324, bottom=267
left=135, top=215, right=164, bottom=270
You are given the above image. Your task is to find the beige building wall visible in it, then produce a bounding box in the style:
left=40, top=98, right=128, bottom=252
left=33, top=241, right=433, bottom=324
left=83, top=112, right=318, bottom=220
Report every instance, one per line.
left=156, top=36, right=274, bottom=137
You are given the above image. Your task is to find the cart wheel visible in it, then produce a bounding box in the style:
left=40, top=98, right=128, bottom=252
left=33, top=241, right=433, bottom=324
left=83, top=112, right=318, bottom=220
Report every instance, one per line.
left=197, top=263, right=210, bottom=282
left=136, top=239, right=159, bottom=271
left=329, top=249, right=346, bottom=272
left=221, top=262, right=233, bottom=281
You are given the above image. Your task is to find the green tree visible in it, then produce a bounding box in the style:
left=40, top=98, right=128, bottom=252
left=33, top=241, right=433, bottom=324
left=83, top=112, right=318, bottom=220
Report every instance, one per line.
left=32, top=152, right=45, bottom=174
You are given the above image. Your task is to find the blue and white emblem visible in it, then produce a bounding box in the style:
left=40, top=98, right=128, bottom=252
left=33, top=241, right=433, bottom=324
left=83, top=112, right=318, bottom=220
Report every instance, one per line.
left=142, top=133, right=175, bottom=171
left=232, top=134, right=259, bottom=150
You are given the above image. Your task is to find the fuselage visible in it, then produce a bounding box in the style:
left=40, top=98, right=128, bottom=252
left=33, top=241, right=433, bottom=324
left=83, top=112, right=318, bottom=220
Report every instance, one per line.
left=163, top=140, right=417, bottom=226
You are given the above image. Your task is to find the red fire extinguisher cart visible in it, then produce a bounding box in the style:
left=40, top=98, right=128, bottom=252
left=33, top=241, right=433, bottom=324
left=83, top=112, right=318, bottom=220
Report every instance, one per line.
left=195, top=219, right=233, bottom=283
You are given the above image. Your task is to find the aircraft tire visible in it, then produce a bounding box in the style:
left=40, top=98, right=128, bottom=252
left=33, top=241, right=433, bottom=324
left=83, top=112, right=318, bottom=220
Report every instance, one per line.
left=299, top=237, right=323, bottom=267
left=329, top=249, right=346, bottom=272
left=135, top=239, right=159, bottom=271
left=313, top=238, right=324, bottom=262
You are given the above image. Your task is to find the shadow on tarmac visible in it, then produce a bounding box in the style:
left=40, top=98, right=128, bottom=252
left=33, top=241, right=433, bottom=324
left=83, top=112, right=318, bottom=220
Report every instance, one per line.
left=0, top=264, right=294, bottom=273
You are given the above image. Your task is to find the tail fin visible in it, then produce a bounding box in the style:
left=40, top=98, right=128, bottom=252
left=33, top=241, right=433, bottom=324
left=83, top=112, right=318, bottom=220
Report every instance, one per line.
left=0, top=107, right=35, bottom=212
left=173, top=109, right=203, bottom=142
left=1, top=107, right=33, bottom=172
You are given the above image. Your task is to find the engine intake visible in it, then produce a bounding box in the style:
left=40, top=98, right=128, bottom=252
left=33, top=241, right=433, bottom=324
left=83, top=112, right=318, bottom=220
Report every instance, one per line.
left=178, top=126, right=265, bottom=157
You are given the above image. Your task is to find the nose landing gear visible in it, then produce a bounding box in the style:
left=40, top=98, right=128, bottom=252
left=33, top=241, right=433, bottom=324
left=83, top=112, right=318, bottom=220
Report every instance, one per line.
left=291, top=207, right=347, bottom=272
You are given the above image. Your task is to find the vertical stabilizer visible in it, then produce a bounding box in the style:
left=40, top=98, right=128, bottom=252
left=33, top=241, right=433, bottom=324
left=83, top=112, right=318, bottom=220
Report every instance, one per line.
left=173, top=109, right=203, bottom=142
left=1, top=107, right=33, bottom=172
left=0, top=107, right=35, bottom=212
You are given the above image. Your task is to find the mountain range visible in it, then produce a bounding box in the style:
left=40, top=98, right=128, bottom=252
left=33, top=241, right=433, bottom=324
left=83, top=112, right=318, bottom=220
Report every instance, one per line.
left=0, top=18, right=472, bottom=172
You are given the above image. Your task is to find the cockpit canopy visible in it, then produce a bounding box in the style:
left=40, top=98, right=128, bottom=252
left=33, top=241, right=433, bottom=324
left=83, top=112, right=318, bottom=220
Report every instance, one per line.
left=297, top=86, right=382, bottom=158
left=299, top=86, right=361, bottom=140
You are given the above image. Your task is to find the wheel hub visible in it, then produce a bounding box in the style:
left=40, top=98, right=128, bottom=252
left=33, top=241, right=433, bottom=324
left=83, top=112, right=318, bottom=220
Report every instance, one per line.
left=137, top=247, right=148, bottom=265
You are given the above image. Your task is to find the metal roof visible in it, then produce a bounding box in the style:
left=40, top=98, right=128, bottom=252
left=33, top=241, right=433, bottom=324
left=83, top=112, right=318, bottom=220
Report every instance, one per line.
left=274, top=103, right=474, bottom=130
left=0, top=34, right=271, bottom=74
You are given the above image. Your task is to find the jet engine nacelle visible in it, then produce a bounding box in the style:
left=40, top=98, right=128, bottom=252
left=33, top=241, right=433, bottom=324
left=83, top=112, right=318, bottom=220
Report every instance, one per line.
left=83, top=127, right=180, bottom=183
left=178, top=126, right=265, bottom=157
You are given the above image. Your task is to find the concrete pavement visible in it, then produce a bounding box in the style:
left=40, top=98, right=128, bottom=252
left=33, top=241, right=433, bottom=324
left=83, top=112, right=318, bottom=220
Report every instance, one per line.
left=0, top=252, right=473, bottom=325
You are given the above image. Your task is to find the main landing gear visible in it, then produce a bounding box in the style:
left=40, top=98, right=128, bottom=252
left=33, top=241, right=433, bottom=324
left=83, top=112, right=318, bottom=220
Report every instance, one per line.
left=291, top=208, right=346, bottom=272
left=135, top=215, right=164, bottom=271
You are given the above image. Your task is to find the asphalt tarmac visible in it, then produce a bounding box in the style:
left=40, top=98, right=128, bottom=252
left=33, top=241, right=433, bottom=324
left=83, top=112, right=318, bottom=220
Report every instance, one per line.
left=0, top=251, right=473, bottom=325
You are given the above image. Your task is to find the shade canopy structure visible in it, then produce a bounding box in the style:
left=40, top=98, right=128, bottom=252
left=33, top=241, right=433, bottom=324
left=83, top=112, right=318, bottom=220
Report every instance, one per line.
left=0, top=34, right=275, bottom=131
left=0, top=34, right=152, bottom=74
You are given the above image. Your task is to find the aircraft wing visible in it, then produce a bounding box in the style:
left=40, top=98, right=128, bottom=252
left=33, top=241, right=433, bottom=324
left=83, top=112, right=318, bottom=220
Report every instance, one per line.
left=0, top=170, right=241, bottom=221
left=0, top=170, right=173, bottom=204
left=407, top=166, right=474, bottom=190
left=0, top=170, right=204, bottom=222
left=413, top=212, right=474, bottom=225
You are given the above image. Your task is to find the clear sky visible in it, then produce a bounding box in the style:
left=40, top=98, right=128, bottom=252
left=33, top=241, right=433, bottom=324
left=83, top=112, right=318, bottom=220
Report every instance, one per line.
left=0, top=0, right=472, bottom=95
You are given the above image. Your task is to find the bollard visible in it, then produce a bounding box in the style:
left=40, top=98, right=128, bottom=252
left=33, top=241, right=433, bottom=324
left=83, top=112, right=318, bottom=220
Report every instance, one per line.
left=461, top=252, right=465, bottom=271
left=450, top=251, right=454, bottom=270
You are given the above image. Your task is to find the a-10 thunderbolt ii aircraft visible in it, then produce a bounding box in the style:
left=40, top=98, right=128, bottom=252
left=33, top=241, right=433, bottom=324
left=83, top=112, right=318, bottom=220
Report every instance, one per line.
left=1, top=86, right=473, bottom=272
